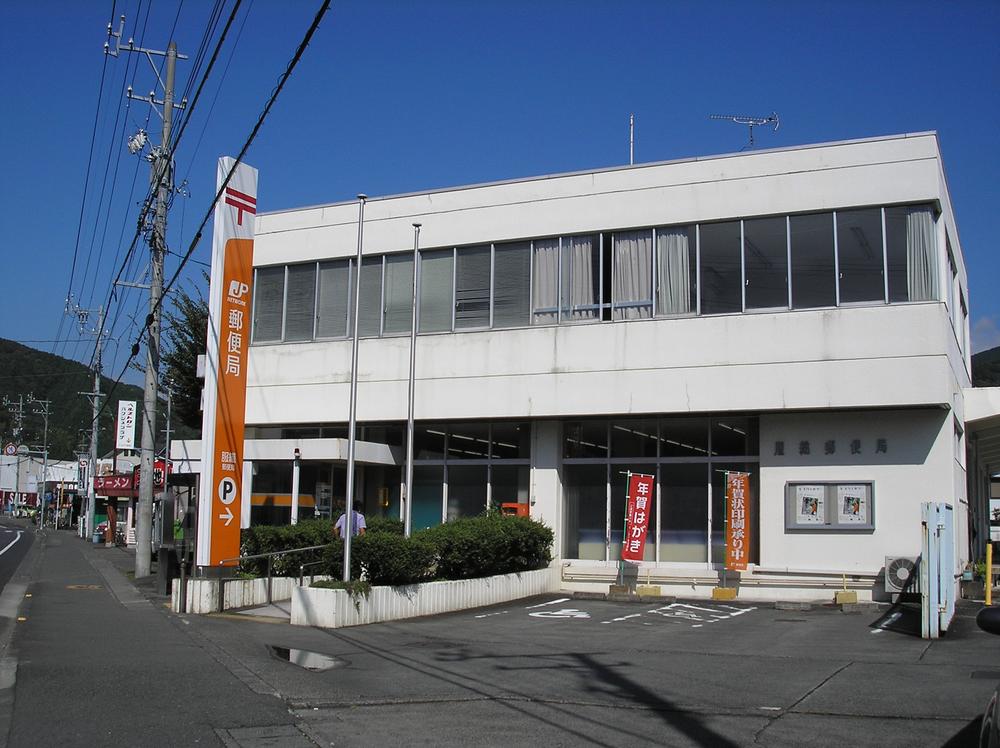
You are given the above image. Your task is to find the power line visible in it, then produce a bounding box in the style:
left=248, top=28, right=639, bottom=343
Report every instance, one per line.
left=93, top=0, right=245, bottom=366
left=92, top=0, right=333, bottom=433
left=55, top=0, right=117, bottom=355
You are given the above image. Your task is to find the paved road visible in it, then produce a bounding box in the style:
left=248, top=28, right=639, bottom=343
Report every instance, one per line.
left=0, top=529, right=997, bottom=746
left=0, top=523, right=31, bottom=597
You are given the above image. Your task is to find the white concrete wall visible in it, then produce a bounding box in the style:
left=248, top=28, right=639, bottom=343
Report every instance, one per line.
left=256, top=133, right=949, bottom=264
left=247, top=302, right=957, bottom=426
left=758, top=409, right=956, bottom=574
left=531, top=421, right=561, bottom=549
left=291, top=568, right=559, bottom=628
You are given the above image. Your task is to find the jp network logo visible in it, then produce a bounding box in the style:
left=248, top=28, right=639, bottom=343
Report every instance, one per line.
left=228, top=280, right=249, bottom=299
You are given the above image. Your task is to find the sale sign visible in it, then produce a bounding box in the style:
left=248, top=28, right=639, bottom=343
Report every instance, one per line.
left=621, top=473, right=655, bottom=562
left=725, top=472, right=751, bottom=571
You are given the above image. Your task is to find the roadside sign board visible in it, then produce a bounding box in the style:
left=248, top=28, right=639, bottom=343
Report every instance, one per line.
left=725, top=472, right=751, bottom=571
left=115, top=401, right=137, bottom=450
left=196, top=157, right=257, bottom=568
left=621, top=473, right=655, bottom=562
left=3, top=443, right=16, bottom=456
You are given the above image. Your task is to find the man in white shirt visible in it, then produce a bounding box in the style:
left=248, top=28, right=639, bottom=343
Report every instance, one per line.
left=334, top=501, right=366, bottom=539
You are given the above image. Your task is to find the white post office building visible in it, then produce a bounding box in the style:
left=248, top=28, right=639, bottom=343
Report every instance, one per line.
left=179, top=132, right=1000, bottom=601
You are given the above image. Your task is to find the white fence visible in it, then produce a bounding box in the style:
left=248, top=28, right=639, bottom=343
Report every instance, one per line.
left=291, top=567, right=560, bottom=628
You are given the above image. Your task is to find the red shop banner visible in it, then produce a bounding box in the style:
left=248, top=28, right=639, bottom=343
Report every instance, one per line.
left=621, top=472, right=655, bottom=562
left=725, top=472, right=751, bottom=572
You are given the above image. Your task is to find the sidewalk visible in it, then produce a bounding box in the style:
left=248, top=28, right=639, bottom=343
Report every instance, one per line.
left=2, top=528, right=307, bottom=748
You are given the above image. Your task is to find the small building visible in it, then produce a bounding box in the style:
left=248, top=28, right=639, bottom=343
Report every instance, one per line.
left=180, top=132, right=1000, bottom=601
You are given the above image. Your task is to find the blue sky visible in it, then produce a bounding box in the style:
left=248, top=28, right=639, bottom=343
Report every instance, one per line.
left=1, top=0, right=998, bottom=386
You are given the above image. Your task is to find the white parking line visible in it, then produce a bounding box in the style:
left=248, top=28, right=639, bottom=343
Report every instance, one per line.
left=0, top=531, right=22, bottom=557
left=474, top=610, right=509, bottom=619
left=525, top=597, right=570, bottom=609
left=601, top=613, right=642, bottom=624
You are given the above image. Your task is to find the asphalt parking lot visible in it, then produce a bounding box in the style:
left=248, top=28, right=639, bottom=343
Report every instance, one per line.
left=181, top=593, right=1000, bottom=747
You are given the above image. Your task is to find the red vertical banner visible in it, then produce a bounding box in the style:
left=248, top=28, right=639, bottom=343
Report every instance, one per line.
left=725, top=472, right=751, bottom=571
left=621, top=473, right=655, bottom=562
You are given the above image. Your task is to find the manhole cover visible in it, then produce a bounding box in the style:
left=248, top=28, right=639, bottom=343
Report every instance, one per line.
left=268, top=645, right=345, bottom=672
left=66, top=584, right=102, bottom=590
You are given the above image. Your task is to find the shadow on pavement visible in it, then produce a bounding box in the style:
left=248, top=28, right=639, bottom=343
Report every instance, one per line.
left=941, top=715, right=982, bottom=746
left=869, top=602, right=922, bottom=637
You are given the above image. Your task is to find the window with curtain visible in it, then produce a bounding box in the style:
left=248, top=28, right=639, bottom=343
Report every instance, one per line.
left=252, top=266, right=284, bottom=342
left=836, top=208, right=884, bottom=304
left=419, top=249, right=454, bottom=332
left=744, top=216, right=788, bottom=310
left=531, top=238, right=559, bottom=324
left=454, top=245, right=491, bottom=329
left=561, top=234, right=600, bottom=320
left=382, top=253, right=413, bottom=334
left=493, top=241, right=530, bottom=328
left=655, top=226, right=696, bottom=316
left=612, top=230, right=652, bottom=319
left=790, top=212, right=836, bottom=309
left=699, top=221, right=742, bottom=315
left=284, top=263, right=316, bottom=341
left=886, top=204, right=936, bottom=302
left=316, top=259, right=349, bottom=338
left=350, top=256, right=383, bottom=337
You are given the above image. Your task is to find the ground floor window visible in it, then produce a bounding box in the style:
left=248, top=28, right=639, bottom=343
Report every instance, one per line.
left=562, top=417, right=759, bottom=565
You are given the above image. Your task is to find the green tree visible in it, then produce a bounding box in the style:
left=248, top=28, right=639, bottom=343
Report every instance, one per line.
left=162, top=274, right=209, bottom=433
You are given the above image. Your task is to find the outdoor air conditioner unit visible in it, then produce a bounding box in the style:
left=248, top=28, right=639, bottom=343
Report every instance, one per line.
left=884, top=556, right=921, bottom=594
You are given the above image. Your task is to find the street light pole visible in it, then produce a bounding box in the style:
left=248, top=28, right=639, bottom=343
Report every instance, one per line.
left=343, top=194, right=367, bottom=581
left=28, top=395, right=51, bottom=530
left=404, top=223, right=421, bottom=537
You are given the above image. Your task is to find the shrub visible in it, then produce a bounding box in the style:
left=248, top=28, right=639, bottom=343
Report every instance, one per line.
left=365, top=515, right=405, bottom=536
left=416, top=513, right=553, bottom=580
left=353, top=532, right=436, bottom=586
left=240, top=519, right=339, bottom=577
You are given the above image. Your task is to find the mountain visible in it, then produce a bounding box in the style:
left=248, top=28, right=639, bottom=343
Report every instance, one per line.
left=0, top=338, right=197, bottom=461
left=973, top=345, right=1000, bottom=388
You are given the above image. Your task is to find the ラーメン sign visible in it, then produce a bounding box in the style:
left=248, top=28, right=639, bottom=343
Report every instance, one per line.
left=621, top=472, right=655, bottom=562
left=725, top=472, right=751, bottom=571
left=196, top=157, right=257, bottom=568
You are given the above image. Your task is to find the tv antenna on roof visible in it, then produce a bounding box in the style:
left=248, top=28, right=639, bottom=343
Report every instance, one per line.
left=709, top=112, right=780, bottom=149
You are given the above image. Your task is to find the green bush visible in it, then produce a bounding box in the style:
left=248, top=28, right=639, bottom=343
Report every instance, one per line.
left=238, top=512, right=552, bottom=585
left=416, top=513, right=553, bottom=580
left=240, top=519, right=339, bottom=577
left=353, top=532, right=437, bottom=586
left=364, top=515, right=405, bottom=536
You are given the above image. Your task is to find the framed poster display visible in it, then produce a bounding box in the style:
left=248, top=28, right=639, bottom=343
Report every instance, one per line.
left=837, top=485, right=868, bottom=524
left=784, top=481, right=874, bottom=532
left=794, top=484, right=825, bottom=525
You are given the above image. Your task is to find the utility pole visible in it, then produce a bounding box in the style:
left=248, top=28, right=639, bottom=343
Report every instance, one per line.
left=27, top=395, right=51, bottom=530
left=108, top=20, right=187, bottom=577
left=2, top=396, right=25, bottom=516
left=71, top=303, right=105, bottom=541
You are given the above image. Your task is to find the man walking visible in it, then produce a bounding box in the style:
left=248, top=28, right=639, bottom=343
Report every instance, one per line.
left=334, top=500, right=366, bottom=539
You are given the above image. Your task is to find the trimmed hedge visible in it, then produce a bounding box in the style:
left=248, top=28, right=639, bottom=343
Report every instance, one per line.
left=364, top=516, right=404, bottom=536
left=353, top=532, right=437, bottom=586
left=416, top=514, right=553, bottom=580
left=243, top=512, right=554, bottom=586
left=239, top=519, right=336, bottom=577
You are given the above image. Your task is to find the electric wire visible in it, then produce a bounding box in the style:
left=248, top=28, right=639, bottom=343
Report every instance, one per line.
left=91, top=0, right=332, bottom=428
left=54, top=0, right=117, bottom=355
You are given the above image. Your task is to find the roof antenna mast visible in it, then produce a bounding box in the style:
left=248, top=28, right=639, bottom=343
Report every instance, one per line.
left=709, top=112, right=780, bottom=150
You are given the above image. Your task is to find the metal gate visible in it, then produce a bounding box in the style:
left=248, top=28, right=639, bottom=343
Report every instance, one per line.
left=920, top=502, right=956, bottom=639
